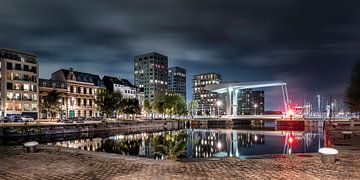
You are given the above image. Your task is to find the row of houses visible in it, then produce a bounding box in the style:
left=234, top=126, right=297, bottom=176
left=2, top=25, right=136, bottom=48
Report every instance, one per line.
left=0, top=48, right=143, bottom=119
left=39, top=68, right=144, bottom=119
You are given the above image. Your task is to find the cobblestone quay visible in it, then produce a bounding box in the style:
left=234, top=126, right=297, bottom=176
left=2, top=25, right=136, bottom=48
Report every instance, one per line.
left=0, top=145, right=360, bottom=180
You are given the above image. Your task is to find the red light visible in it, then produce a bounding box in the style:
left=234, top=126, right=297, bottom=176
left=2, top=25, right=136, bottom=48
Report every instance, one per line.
left=288, top=136, right=295, bottom=144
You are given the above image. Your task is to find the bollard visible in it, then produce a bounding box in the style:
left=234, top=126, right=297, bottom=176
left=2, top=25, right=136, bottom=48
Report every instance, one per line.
left=319, top=148, right=338, bottom=164
left=24, top=141, right=39, bottom=153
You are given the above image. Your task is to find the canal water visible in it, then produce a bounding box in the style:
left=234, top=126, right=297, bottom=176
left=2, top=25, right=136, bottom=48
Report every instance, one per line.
left=43, top=123, right=324, bottom=160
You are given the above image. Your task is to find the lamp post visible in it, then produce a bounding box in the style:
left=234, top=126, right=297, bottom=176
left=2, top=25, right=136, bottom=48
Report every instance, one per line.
left=216, top=100, right=222, bottom=118
left=254, top=104, right=258, bottom=115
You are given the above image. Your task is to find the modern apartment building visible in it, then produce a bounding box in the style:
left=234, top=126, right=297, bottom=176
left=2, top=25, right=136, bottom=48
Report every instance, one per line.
left=192, top=72, right=222, bottom=116
left=134, top=52, right=168, bottom=102
left=39, top=78, right=67, bottom=119
left=0, top=48, right=39, bottom=119
left=50, top=68, right=105, bottom=118
left=168, top=66, right=186, bottom=100
left=238, top=89, right=264, bottom=115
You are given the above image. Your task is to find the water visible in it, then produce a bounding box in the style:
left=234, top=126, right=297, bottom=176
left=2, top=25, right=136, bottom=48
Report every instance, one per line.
left=45, top=123, right=324, bottom=159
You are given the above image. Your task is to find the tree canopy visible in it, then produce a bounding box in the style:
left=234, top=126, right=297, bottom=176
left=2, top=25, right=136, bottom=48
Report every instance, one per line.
left=122, top=98, right=141, bottom=119
left=346, top=60, right=360, bottom=112
left=40, top=90, right=62, bottom=119
left=95, top=91, right=123, bottom=117
left=188, top=100, right=199, bottom=117
left=153, top=93, right=187, bottom=117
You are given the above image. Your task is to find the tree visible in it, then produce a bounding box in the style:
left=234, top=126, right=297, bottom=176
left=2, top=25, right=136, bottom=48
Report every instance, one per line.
left=153, top=93, right=187, bottom=118
left=122, top=98, right=141, bottom=120
left=144, top=99, right=153, bottom=118
left=95, top=91, right=123, bottom=118
left=346, top=60, right=360, bottom=112
left=188, top=100, right=199, bottom=118
left=175, top=96, right=187, bottom=116
left=153, top=93, right=166, bottom=115
left=40, top=90, right=61, bottom=119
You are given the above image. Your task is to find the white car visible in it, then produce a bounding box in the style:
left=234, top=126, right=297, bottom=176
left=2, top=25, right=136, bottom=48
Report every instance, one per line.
left=21, top=116, right=34, bottom=122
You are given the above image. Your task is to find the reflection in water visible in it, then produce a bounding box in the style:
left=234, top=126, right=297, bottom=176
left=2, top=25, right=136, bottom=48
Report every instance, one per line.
left=48, top=126, right=324, bottom=159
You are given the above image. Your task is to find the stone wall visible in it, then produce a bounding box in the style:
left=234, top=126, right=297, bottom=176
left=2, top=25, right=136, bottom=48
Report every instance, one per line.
left=0, top=120, right=186, bottom=138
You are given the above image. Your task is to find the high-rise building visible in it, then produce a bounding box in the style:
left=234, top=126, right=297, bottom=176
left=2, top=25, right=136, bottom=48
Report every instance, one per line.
left=192, top=73, right=222, bottom=116
left=134, top=52, right=168, bottom=102
left=168, top=66, right=186, bottom=99
left=238, top=89, right=264, bottom=115
left=0, top=48, right=39, bottom=119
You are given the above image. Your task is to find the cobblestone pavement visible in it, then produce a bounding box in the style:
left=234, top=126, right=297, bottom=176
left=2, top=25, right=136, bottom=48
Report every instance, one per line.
left=0, top=145, right=360, bottom=180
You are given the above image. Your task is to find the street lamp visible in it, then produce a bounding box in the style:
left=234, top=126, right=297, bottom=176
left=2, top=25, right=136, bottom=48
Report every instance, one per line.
left=254, top=104, right=258, bottom=115
left=216, top=100, right=222, bottom=118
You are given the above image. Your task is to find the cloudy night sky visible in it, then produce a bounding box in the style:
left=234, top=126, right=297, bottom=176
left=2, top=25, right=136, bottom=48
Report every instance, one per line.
left=1, top=0, right=360, bottom=110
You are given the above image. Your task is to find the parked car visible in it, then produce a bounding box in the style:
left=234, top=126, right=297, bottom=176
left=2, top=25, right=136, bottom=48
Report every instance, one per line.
left=21, top=116, right=34, bottom=122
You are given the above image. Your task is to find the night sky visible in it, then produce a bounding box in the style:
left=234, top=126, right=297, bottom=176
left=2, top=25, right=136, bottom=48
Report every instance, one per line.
left=1, top=0, right=360, bottom=110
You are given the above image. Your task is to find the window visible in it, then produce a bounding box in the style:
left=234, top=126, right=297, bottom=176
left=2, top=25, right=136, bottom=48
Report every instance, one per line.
left=23, top=84, right=30, bottom=91
left=6, top=72, right=13, bottom=80
left=83, top=99, right=87, bottom=107
left=15, top=103, right=22, bottom=111
left=15, top=64, right=21, bottom=70
left=84, top=88, right=87, bottom=94
left=24, top=65, right=29, bottom=71
left=23, top=103, right=31, bottom=111
left=6, top=103, right=13, bottom=110
left=6, top=62, right=12, bottom=70
left=70, top=86, right=74, bottom=93
left=77, top=98, right=81, bottom=106
left=77, top=87, right=81, bottom=93
left=23, top=75, right=29, bottom=81
left=33, top=94, right=37, bottom=101
left=32, top=104, right=38, bottom=111
left=14, top=84, right=22, bottom=90
left=14, top=93, right=21, bottom=100
left=30, top=66, right=37, bottom=73
left=7, top=83, right=13, bottom=90
left=6, top=93, right=13, bottom=100
left=89, top=99, right=92, bottom=107
left=23, top=94, right=30, bottom=101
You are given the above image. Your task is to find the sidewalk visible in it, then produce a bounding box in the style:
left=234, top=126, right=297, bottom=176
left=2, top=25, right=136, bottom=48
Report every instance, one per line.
left=0, top=145, right=359, bottom=180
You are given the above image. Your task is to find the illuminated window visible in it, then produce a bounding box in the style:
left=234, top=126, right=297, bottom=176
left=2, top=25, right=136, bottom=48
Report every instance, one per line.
left=23, top=84, right=30, bottom=91
left=6, top=103, right=13, bottom=110
left=15, top=103, right=22, bottom=111
left=23, top=103, right=31, bottom=111
left=31, top=104, right=38, bottom=111
left=6, top=93, right=13, bottom=100
left=23, top=94, right=30, bottom=101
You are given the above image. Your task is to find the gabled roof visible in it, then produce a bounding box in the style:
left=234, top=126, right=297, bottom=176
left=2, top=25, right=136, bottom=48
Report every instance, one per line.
left=59, top=68, right=104, bottom=87
left=102, top=76, right=135, bottom=88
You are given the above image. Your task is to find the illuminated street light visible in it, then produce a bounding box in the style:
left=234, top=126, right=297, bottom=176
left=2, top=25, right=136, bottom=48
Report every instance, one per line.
left=254, top=104, right=258, bottom=115
left=216, top=100, right=222, bottom=118
left=217, top=142, right=222, bottom=149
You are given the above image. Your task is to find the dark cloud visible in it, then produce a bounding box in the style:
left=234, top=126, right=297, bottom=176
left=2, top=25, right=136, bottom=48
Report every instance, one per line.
left=1, top=0, right=360, bottom=109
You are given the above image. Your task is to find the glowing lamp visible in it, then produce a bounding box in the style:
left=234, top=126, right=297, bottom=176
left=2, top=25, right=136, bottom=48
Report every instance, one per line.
left=288, top=109, right=295, bottom=116
left=288, top=136, right=295, bottom=144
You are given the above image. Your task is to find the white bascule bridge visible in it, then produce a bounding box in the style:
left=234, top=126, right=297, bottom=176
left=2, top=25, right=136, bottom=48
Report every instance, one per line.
left=205, top=80, right=290, bottom=117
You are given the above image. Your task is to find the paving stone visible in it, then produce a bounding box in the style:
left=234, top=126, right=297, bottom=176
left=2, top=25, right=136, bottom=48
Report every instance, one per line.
left=0, top=145, right=360, bottom=180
